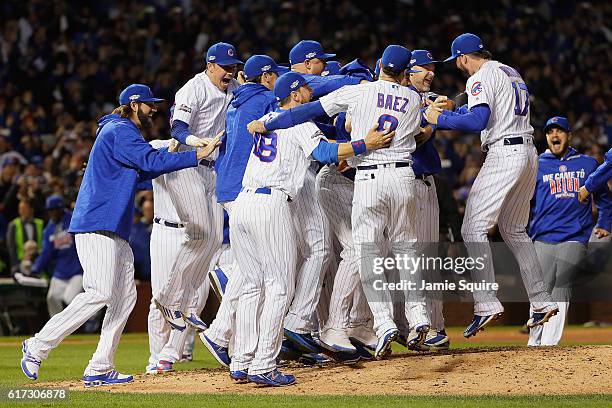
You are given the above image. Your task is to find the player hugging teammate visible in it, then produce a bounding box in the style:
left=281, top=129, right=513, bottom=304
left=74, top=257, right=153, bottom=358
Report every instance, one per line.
left=21, top=34, right=610, bottom=387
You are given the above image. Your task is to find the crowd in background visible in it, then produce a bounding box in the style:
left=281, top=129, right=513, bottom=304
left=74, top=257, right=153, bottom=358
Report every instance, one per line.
left=0, top=0, right=610, bottom=279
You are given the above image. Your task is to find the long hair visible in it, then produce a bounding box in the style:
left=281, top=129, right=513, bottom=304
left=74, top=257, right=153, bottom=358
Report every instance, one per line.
left=112, top=104, right=132, bottom=118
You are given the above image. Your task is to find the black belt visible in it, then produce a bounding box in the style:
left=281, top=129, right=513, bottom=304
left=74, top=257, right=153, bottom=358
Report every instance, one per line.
left=357, top=162, right=411, bottom=171
left=484, top=137, right=526, bottom=152
left=199, top=159, right=215, bottom=168
left=154, top=217, right=185, bottom=229
left=244, top=187, right=292, bottom=202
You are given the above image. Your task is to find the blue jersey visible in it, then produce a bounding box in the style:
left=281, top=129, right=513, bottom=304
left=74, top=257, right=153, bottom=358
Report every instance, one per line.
left=70, top=114, right=197, bottom=241
left=215, top=83, right=276, bottom=203
left=408, top=86, right=441, bottom=177
left=585, top=147, right=612, bottom=193
left=32, top=211, right=82, bottom=280
left=529, top=148, right=612, bottom=243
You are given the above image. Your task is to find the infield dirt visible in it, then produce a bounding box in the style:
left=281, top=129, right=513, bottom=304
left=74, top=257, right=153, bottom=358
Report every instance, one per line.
left=45, top=345, right=612, bottom=396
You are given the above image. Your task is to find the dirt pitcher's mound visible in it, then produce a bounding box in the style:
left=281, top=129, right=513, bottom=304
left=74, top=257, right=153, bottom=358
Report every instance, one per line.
left=52, top=346, right=612, bottom=396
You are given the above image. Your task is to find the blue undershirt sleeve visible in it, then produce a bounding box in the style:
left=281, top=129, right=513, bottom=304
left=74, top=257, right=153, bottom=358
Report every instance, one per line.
left=264, top=101, right=327, bottom=131
left=310, top=140, right=339, bottom=164
left=436, top=104, right=491, bottom=132
left=171, top=120, right=190, bottom=144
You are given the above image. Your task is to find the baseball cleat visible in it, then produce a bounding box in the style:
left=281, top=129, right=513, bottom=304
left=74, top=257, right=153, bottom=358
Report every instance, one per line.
left=347, top=324, right=377, bottom=350
left=21, top=340, right=41, bottom=380
left=317, top=328, right=356, bottom=353
left=82, top=370, right=133, bottom=388
left=199, top=332, right=230, bottom=367
left=298, top=352, right=334, bottom=366
left=183, top=313, right=207, bottom=332
left=156, top=360, right=173, bottom=373
left=278, top=339, right=302, bottom=363
left=329, top=350, right=361, bottom=364
left=463, top=313, right=503, bottom=338
left=209, top=267, right=228, bottom=300
left=230, top=370, right=249, bottom=382
left=284, top=329, right=322, bottom=354
left=154, top=299, right=186, bottom=331
left=179, top=353, right=193, bottom=363
left=407, top=324, right=430, bottom=351
left=354, top=343, right=374, bottom=360
left=423, top=329, right=450, bottom=350
left=527, top=308, right=559, bottom=328
left=145, top=364, right=158, bottom=375
left=248, top=369, right=296, bottom=387
left=374, top=328, right=399, bottom=360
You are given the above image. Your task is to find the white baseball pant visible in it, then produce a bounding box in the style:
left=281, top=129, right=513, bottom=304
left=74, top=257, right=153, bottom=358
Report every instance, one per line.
left=316, top=165, right=371, bottom=331
left=157, top=166, right=223, bottom=311
left=353, top=165, right=429, bottom=338
left=284, top=166, right=332, bottom=334
left=25, top=231, right=136, bottom=376
left=147, top=223, right=210, bottom=365
left=528, top=241, right=585, bottom=346
left=461, top=138, right=557, bottom=315
left=46, top=275, right=84, bottom=317
left=230, top=189, right=297, bottom=375
left=412, top=175, right=445, bottom=331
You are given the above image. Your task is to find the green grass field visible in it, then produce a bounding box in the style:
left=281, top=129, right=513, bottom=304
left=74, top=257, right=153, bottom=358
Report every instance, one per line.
left=0, top=326, right=610, bottom=407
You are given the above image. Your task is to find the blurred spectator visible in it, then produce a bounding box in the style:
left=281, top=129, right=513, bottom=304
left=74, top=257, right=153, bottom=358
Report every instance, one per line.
left=6, top=199, right=43, bottom=274
left=31, top=195, right=83, bottom=317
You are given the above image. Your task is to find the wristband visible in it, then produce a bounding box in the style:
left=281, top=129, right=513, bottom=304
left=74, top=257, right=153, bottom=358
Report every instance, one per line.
left=351, top=139, right=367, bottom=155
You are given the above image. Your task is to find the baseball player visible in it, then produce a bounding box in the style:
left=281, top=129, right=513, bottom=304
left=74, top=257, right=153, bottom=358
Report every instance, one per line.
left=199, top=55, right=285, bottom=368
left=30, top=195, right=83, bottom=317
left=146, top=138, right=211, bottom=374
left=283, top=40, right=368, bottom=353
left=403, top=49, right=450, bottom=350
left=249, top=45, right=431, bottom=359
left=20, top=84, right=219, bottom=386
left=231, top=71, right=393, bottom=385
left=527, top=116, right=611, bottom=346
left=579, top=147, right=612, bottom=203
left=153, top=42, right=242, bottom=332
left=424, top=33, right=559, bottom=337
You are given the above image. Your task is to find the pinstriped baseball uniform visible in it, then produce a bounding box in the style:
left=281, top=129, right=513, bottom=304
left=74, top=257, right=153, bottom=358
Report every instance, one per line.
left=319, top=80, right=429, bottom=338
left=316, top=165, right=372, bottom=330
left=147, top=140, right=210, bottom=366
left=460, top=61, right=557, bottom=315
left=155, top=73, right=237, bottom=312
left=231, top=112, right=323, bottom=375
left=284, top=162, right=332, bottom=334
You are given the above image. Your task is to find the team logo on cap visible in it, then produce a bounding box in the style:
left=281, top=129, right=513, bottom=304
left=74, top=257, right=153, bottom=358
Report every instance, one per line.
left=261, top=65, right=271, bottom=72
left=427, top=52, right=433, bottom=59
left=228, top=48, right=234, bottom=56
left=471, top=81, right=482, bottom=96
left=129, top=94, right=140, bottom=101
left=551, top=117, right=559, bottom=123
left=305, top=52, right=317, bottom=59
left=290, top=80, right=300, bottom=89
left=410, top=59, right=416, bottom=64
left=559, top=165, right=567, bottom=172
left=479, top=44, right=483, bottom=48
left=209, top=56, right=216, bottom=61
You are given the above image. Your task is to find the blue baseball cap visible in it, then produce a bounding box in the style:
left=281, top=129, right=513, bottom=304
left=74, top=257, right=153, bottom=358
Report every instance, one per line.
left=409, top=50, right=438, bottom=67
left=321, top=61, right=341, bottom=76
left=45, top=195, right=64, bottom=210
left=444, top=33, right=484, bottom=62
left=206, top=42, right=244, bottom=66
left=119, top=84, right=164, bottom=105
left=274, top=72, right=309, bottom=101
left=381, top=45, right=412, bottom=71
left=544, top=116, right=571, bottom=133
left=289, top=40, right=336, bottom=65
left=243, top=55, right=288, bottom=80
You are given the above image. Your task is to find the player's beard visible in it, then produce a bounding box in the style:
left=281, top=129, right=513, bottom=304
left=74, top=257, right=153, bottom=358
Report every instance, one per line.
left=137, top=106, right=154, bottom=132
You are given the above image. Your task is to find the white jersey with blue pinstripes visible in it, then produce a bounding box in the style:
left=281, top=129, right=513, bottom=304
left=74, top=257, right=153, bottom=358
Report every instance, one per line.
left=242, top=111, right=323, bottom=199
left=149, top=140, right=181, bottom=223
left=319, top=80, right=421, bottom=167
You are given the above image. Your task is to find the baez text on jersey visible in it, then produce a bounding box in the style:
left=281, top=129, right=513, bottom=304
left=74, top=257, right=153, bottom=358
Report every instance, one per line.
left=377, top=93, right=409, bottom=113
